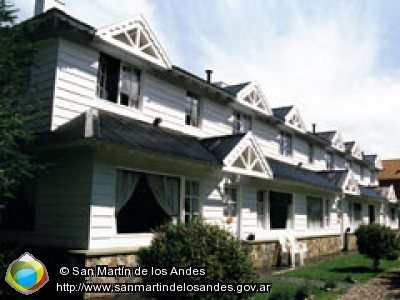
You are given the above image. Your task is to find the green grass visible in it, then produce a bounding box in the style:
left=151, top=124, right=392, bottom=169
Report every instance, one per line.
left=253, top=280, right=344, bottom=300
left=281, top=253, right=400, bottom=283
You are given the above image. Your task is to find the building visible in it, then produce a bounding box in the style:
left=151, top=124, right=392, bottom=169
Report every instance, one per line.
left=379, top=159, right=400, bottom=228
left=1, top=4, right=399, bottom=271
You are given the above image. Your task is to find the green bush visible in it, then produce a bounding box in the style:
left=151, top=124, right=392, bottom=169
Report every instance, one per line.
left=355, top=224, right=397, bottom=271
left=269, top=289, right=292, bottom=300
left=385, top=250, right=399, bottom=261
left=137, top=218, right=257, bottom=299
left=324, top=279, right=337, bottom=290
left=295, top=282, right=312, bottom=300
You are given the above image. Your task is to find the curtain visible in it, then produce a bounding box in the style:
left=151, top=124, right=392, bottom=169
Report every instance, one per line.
left=285, top=200, right=293, bottom=229
left=115, top=170, right=140, bottom=215
left=146, top=174, right=180, bottom=219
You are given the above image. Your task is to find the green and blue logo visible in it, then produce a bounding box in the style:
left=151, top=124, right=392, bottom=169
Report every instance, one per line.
left=5, top=252, right=49, bottom=295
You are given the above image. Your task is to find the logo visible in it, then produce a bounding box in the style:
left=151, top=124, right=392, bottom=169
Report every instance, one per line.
left=5, top=252, right=49, bottom=295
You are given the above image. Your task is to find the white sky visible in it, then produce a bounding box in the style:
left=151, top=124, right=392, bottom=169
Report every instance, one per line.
left=13, top=0, right=400, bottom=159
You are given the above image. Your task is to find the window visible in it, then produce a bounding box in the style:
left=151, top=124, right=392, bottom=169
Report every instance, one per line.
left=325, top=199, right=331, bottom=227
left=96, top=53, right=141, bottom=108
left=233, top=111, right=252, bottom=133
left=280, top=132, right=292, bottom=156
left=224, top=185, right=238, bottom=217
left=115, top=170, right=180, bottom=233
left=257, top=190, right=266, bottom=228
left=185, top=92, right=200, bottom=127
left=325, top=151, right=334, bottom=170
left=269, top=191, right=293, bottom=229
left=360, top=166, right=364, bottom=180
left=307, top=196, right=323, bottom=229
left=308, top=143, right=314, bottom=164
left=119, top=64, right=140, bottom=107
left=370, top=170, right=376, bottom=183
left=184, top=180, right=200, bottom=223
left=348, top=200, right=362, bottom=225
left=390, top=208, right=397, bottom=223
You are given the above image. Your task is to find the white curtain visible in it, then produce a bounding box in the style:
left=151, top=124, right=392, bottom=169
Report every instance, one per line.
left=115, top=170, right=140, bottom=215
left=146, top=174, right=180, bottom=218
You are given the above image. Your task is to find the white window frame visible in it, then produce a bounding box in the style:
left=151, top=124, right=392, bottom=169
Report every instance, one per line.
left=280, top=131, right=293, bottom=157
left=232, top=111, right=252, bottom=134
left=183, top=179, right=201, bottom=223
left=118, top=63, right=141, bottom=108
left=224, top=184, right=238, bottom=217
left=256, top=190, right=266, bottom=229
left=185, top=92, right=201, bottom=127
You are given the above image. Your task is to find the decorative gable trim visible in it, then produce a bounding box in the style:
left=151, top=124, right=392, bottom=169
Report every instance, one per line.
left=332, top=131, right=345, bottom=152
left=222, top=132, right=273, bottom=179
left=353, top=143, right=362, bottom=160
left=285, top=106, right=307, bottom=132
left=342, top=170, right=360, bottom=195
left=236, top=81, right=272, bottom=116
left=96, top=15, right=171, bottom=69
left=387, top=185, right=398, bottom=203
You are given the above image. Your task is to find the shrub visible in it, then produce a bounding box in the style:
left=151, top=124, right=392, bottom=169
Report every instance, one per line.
left=355, top=224, right=397, bottom=271
left=137, top=218, right=257, bottom=299
left=295, top=282, right=313, bottom=300
left=269, top=289, right=292, bottom=300
left=324, top=279, right=337, bottom=290
left=385, top=250, right=399, bottom=261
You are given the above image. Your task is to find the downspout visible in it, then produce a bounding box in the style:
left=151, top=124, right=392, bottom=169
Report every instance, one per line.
left=339, top=193, right=346, bottom=250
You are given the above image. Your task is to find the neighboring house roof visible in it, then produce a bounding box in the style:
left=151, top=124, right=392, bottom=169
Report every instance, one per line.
left=272, top=106, right=293, bottom=120
left=224, top=82, right=251, bottom=96
left=268, top=159, right=341, bottom=192
left=39, top=109, right=220, bottom=165
left=379, top=160, right=400, bottom=180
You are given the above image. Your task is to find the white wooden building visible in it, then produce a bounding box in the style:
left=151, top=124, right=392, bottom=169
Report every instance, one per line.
left=1, top=5, right=398, bottom=260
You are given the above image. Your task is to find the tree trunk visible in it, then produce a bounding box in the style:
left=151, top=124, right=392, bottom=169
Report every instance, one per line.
left=373, top=258, right=379, bottom=271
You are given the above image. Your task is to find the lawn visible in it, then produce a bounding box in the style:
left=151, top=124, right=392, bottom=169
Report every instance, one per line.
left=281, top=253, right=400, bottom=283
left=254, top=280, right=343, bottom=300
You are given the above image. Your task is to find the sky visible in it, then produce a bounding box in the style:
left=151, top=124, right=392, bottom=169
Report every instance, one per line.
left=13, top=0, right=400, bottom=159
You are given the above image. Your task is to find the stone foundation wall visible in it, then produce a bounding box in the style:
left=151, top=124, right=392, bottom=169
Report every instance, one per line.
left=248, top=234, right=357, bottom=269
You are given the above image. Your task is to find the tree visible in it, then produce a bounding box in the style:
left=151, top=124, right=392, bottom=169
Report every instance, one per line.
left=355, top=223, right=398, bottom=271
left=0, top=1, right=38, bottom=203
left=138, top=218, right=257, bottom=300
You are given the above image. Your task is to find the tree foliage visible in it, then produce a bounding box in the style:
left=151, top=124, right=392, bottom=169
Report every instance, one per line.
left=138, top=218, right=257, bottom=299
left=0, top=1, right=38, bottom=202
left=355, top=223, right=398, bottom=271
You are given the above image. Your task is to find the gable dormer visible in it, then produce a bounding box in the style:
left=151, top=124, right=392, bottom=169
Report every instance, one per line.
left=363, top=154, right=383, bottom=170
left=345, top=141, right=363, bottom=160
left=272, top=106, right=307, bottom=132
left=96, top=15, right=171, bottom=69
left=342, top=170, right=360, bottom=195
left=318, top=170, right=360, bottom=195
left=315, top=130, right=345, bottom=152
left=224, top=81, right=272, bottom=116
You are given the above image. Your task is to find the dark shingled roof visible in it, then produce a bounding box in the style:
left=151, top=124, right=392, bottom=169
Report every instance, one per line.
left=272, top=106, right=293, bottom=120
left=268, top=159, right=340, bottom=192
left=317, top=170, right=349, bottom=188
left=223, top=82, right=251, bottom=95
left=315, top=131, right=336, bottom=142
left=344, top=141, right=355, bottom=152
left=359, top=185, right=386, bottom=200
left=201, top=134, right=245, bottom=163
left=363, top=154, right=377, bottom=163
left=40, top=109, right=220, bottom=165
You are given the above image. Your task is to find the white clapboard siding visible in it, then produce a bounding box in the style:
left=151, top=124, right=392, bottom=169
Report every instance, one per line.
left=29, top=39, right=59, bottom=132
left=34, top=147, right=92, bottom=249
left=52, top=39, right=99, bottom=129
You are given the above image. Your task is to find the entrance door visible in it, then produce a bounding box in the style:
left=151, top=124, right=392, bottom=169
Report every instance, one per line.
left=368, top=205, right=375, bottom=224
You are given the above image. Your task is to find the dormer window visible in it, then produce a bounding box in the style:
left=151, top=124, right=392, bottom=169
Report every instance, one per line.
left=280, top=132, right=292, bottom=157
left=232, top=111, right=252, bottom=133
left=96, top=53, right=141, bottom=108
left=325, top=151, right=334, bottom=170
left=185, top=92, right=200, bottom=127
